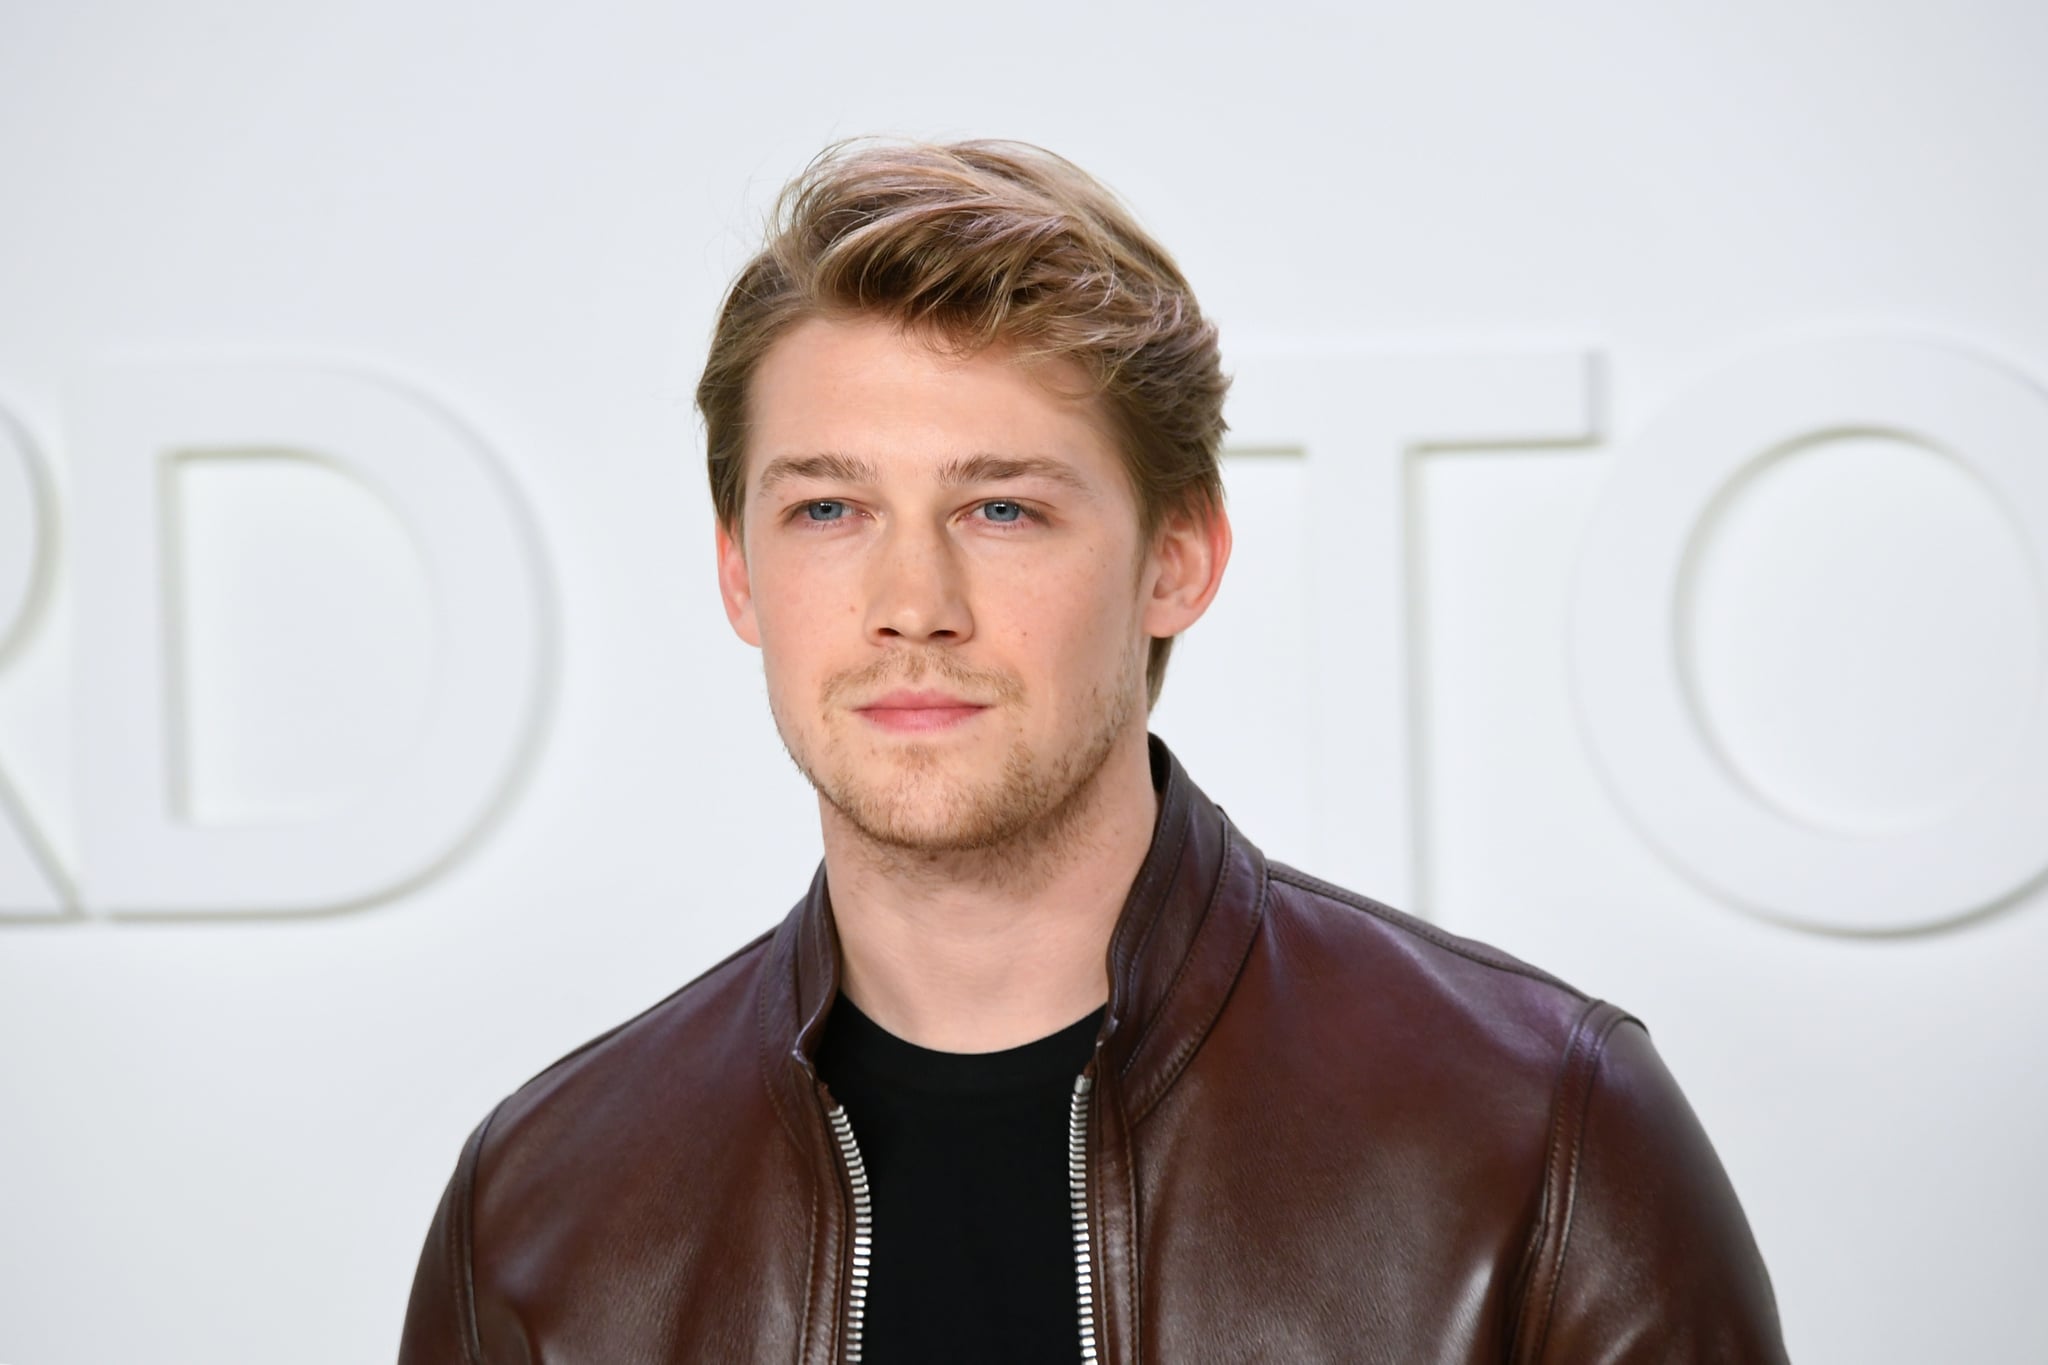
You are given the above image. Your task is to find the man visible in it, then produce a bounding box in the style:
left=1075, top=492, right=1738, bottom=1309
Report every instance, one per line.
left=400, top=139, right=1786, bottom=1363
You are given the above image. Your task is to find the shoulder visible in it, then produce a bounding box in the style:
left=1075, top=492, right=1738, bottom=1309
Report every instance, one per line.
left=481, top=924, right=780, bottom=1157
left=1169, top=850, right=1785, bottom=1357
left=402, top=923, right=804, bottom=1363
left=1256, top=857, right=1612, bottom=1058
left=1264, top=859, right=1585, bottom=995
left=455, top=921, right=793, bottom=1263
left=1252, top=857, right=1739, bottom=1182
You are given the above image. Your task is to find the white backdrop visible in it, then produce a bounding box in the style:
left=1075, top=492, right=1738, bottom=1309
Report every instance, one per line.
left=3, top=2, right=2045, bottom=1361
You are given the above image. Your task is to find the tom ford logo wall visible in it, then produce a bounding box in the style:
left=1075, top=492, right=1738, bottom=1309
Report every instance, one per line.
left=1570, top=339, right=2048, bottom=935
left=1, top=337, right=2043, bottom=932
left=1221, top=334, right=2048, bottom=937
left=0, top=362, right=551, bottom=921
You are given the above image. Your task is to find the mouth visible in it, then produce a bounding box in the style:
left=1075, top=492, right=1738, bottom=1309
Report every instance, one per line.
left=853, top=689, right=991, bottom=734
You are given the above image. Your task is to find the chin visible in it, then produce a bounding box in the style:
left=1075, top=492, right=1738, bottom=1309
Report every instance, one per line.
left=825, top=749, right=1054, bottom=853
left=815, top=714, right=1138, bottom=856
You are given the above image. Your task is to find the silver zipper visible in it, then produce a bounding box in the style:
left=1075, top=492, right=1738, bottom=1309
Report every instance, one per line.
left=825, top=1074, right=1101, bottom=1365
left=825, top=1102, right=873, bottom=1364
left=1069, top=1072, right=1099, bottom=1363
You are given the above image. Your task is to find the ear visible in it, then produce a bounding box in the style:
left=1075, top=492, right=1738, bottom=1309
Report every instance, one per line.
left=1141, top=500, right=1232, bottom=641
left=715, top=519, right=762, bottom=647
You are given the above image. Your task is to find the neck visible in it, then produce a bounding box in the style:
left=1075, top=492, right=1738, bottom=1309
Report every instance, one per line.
left=819, top=726, right=1157, bottom=1053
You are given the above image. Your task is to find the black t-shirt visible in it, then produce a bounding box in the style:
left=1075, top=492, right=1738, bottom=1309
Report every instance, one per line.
left=813, top=993, right=1106, bottom=1364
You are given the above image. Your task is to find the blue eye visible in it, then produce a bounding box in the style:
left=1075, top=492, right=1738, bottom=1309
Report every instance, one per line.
left=981, top=500, right=1025, bottom=524
left=803, top=500, right=849, bottom=522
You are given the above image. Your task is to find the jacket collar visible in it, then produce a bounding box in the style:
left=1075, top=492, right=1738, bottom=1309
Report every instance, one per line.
left=760, top=733, right=1268, bottom=1126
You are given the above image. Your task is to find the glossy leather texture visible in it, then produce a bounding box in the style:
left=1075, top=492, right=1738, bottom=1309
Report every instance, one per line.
left=400, top=736, right=1788, bottom=1363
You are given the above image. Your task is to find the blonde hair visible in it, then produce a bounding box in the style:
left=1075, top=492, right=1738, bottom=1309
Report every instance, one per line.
left=696, top=138, right=1229, bottom=705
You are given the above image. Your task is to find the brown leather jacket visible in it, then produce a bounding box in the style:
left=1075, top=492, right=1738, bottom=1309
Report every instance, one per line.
left=400, top=737, right=1787, bottom=1363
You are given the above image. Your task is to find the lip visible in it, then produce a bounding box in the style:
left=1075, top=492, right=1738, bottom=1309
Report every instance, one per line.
left=854, top=690, right=990, bottom=734
left=861, top=690, right=981, bottom=710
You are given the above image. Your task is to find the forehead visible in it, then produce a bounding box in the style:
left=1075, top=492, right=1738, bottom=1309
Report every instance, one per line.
left=742, top=314, right=1123, bottom=492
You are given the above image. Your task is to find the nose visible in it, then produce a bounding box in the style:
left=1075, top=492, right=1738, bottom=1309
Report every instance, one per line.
left=864, top=518, right=973, bottom=646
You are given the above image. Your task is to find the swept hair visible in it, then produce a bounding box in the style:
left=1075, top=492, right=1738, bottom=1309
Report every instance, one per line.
left=695, top=137, right=1229, bottom=706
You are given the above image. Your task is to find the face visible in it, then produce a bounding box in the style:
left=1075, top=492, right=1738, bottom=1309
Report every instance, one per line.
left=715, top=314, right=1223, bottom=855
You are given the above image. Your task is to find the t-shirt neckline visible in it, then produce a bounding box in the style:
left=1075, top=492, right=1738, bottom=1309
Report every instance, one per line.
left=821, top=993, right=1105, bottom=1097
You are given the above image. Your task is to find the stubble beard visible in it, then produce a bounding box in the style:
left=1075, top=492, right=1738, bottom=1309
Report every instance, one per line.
left=772, top=645, right=1145, bottom=871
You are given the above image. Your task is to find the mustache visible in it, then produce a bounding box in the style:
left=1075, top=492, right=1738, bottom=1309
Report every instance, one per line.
left=820, top=651, right=1026, bottom=708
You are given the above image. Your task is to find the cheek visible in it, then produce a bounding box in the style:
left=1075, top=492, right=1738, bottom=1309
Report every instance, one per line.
left=751, top=596, right=834, bottom=709
left=993, top=559, right=1140, bottom=677
left=751, top=555, right=853, bottom=644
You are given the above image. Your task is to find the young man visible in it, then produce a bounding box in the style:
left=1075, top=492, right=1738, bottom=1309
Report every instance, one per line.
left=400, top=141, right=1787, bottom=1363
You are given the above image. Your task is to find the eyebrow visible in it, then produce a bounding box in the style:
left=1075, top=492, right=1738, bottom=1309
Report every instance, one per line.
left=755, top=452, right=877, bottom=495
left=754, top=451, right=1097, bottom=497
left=935, top=453, right=1095, bottom=495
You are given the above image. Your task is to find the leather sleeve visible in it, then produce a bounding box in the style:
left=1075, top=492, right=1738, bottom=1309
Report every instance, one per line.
left=1515, top=1004, right=1789, bottom=1364
left=396, top=1113, right=493, bottom=1365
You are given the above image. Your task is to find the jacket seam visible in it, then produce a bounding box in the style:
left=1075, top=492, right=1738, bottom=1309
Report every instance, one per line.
left=797, top=1165, right=824, bottom=1365
left=757, top=920, right=811, bottom=1155
left=1118, top=814, right=1218, bottom=1078
left=1126, top=826, right=1271, bottom=1126
left=454, top=1097, right=507, bottom=1365
left=1267, top=866, right=1587, bottom=1000
left=1519, top=1002, right=1631, bottom=1364
left=1509, top=1000, right=1597, bottom=1362
left=1511, top=1000, right=1595, bottom=1350
left=1115, top=805, right=1194, bottom=1023
left=755, top=918, right=834, bottom=1363
left=1122, top=1097, right=1141, bottom=1364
